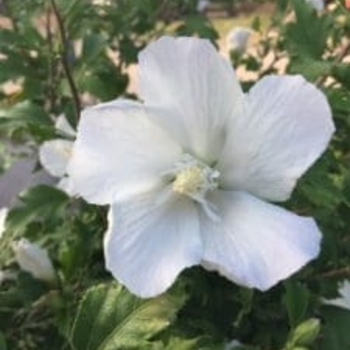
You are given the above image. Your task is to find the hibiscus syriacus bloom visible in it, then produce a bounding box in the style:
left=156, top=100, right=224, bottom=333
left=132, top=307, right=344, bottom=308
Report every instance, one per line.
left=68, top=37, right=334, bottom=298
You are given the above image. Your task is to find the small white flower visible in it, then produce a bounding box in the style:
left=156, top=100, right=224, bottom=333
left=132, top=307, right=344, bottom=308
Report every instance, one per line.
left=68, top=36, right=334, bottom=298
left=39, top=115, right=75, bottom=195
left=304, top=0, right=324, bottom=10
left=324, top=280, right=350, bottom=310
left=0, top=207, right=8, bottom=239
left=12, top=238, right=55, bottom=282
left=226, top=27, right=253, bottom=53
left=197, top=0, right=210, bottom=12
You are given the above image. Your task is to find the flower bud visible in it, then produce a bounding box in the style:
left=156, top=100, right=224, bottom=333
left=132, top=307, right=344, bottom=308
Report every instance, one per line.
left=12, top=238, right=55, bottom=282
left=290, top=318, right=321, bottom=347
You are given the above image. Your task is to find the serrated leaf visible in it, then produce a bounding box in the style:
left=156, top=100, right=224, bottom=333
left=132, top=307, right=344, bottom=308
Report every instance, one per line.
left=70, top=283, right=186, bottom=350
left=285, top=0, right=330, bottom=59
left=6, top=185, right=69, bottom=234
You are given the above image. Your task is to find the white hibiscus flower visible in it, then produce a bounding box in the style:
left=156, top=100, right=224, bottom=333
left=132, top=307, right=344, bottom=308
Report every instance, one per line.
left=68, top=36, right=334, bottom=298
left=39, top=115, right=76, bottom=195
left=0, top=207, right=8, bottom=239
left=226, top=27, right=253, bottom=53
left=305, top=0, right=324, bottom=11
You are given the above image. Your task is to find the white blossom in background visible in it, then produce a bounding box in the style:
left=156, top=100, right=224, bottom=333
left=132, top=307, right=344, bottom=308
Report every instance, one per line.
left=304, top=0, right=324, bottom=10
left=68, top=36, right=334, bottom=298
left=0, top=207, right=8, bottom=239
left=12, top=238, right=55, bottom=282
left=224, top=340, right=243, bottom=350
left=324, top=280, right=350, bottom=310
left=197, top=0, right=210, bottom=12
left=226, top=27, right=253, bottom=53
left=39, top=115, right=76, bottom=195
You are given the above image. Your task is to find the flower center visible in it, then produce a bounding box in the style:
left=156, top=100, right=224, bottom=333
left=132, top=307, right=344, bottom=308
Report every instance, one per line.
left=165, top=154, right=220, bottom=221
left=172, top=166, right=204, bottom=195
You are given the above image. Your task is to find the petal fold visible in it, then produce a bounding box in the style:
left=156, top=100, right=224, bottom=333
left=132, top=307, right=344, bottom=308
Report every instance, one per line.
left=67, top=100, right=181, bottom=205
left=201, top=191, right=321, bottom=291
left=138, top=36, right=244, bottom=162
left=104, top=189, right=202, bottom=297
left=218, top=75, right=335, bottom=201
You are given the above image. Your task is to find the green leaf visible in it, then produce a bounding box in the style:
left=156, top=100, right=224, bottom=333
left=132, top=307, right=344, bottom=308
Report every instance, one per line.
left=288, top=58, right=332, bottom=81
left=332, top=63, right=350, bottom=90
left=283, top=281, right=310, bottom=327
left=0, top=101, right=51, bottom=126
left=161, top=337, right=203, bottom=350
left=0, top=101, right=53, bottom=140
left=318, top=305, right=350, bottom=350
left=81, top=34, right=108, bottom=63
left=0, top=332, right=7, bottom=350
left=70, top=283, right=186, bottom=350
left=285, top=0, right=330, bottom=59
left=7, top=185, right=69, bottom=234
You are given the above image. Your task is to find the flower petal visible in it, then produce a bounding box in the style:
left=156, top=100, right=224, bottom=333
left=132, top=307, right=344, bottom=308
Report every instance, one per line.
left=67, top=100, right=181, bottom=205
left=217, top=75, right=335, bottom=202
left=104, top=188, right=202, bottom=298
left=138, top=36, right=244, bottom=162
left=201, top=190, right=321, bottom=291
left=0, top=207, right=8, bottom=239
left=39, top=139, right=73, bottom=177
left=55, top=114, right=76, bottom=137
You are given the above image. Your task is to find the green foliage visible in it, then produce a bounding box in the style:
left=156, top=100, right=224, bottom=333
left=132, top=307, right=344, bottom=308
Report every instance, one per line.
left=70, top=283, right=186, bottom=350
left=6, top=185, right=69, bottom=235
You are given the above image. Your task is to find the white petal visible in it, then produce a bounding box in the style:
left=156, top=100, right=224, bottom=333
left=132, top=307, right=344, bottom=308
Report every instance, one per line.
left=104, top=188, right=202, bottom=297
left=0, top=207, right=8, bottom=239
left=201, top=191, right=321, bottom=291
left=305, top=0, right=324, bottom=10
left=39, top=139, right=73, bottom=177
left=138, top=36, right=244, bottom=162
left=67, top=100, right=181, bottom=205
left=324, top=281, right=350, bottom=310
left=55, top=114, right=76, bottom=137
left=217, top=75, right=335, bottom=202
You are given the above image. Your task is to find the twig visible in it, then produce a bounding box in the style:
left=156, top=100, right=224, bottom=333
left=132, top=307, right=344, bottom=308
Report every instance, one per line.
left=49, top=0, right=81, bottom=121
left=46, top=4, right=56, bottom=111
left=317, top=266, right=350, bottom=279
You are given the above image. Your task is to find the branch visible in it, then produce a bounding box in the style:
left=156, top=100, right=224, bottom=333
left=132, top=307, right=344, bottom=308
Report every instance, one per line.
left=50, top=0, right=81, bottom=121
left=317, top=266, right=350, bottom=279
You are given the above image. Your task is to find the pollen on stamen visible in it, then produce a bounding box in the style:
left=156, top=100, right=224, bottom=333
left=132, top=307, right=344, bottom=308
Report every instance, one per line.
left=172, top=166, right=204, bottom=195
